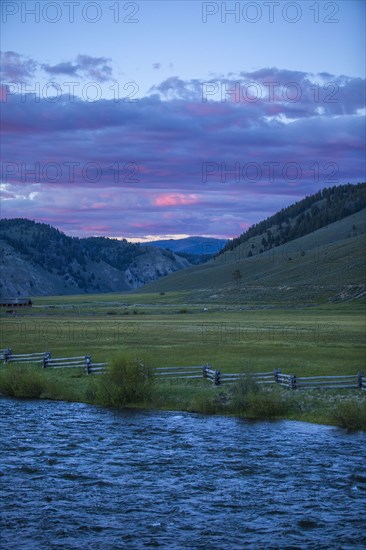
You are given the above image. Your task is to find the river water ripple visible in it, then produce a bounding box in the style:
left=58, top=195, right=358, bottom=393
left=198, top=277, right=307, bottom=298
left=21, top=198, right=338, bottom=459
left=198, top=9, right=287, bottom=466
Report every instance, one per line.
left=0, top=397, right=365, bottom=549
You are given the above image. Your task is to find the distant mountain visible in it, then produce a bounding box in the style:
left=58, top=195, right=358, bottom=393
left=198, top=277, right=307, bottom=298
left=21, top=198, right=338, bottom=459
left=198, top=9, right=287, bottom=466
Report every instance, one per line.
left=0, top=219, right=191, bottom=296
left=2, top=183, right=365, bottom=302
left=136, top=183, right=366, bottom=304
left=146, top=236, right=228, bottom=256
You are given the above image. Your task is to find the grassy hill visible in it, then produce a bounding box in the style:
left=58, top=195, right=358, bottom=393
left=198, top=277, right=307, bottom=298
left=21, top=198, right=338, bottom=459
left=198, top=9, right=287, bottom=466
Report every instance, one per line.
left=220, top=182, right=366, bottom=256
left=136, top=203, right=366, bottom=304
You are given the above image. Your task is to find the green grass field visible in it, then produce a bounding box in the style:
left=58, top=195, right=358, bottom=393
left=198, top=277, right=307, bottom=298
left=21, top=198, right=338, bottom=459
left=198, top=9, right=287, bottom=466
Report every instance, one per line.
left=1, top=292, right=365, bottom=429
left=1, top=292, right=364, bottom=377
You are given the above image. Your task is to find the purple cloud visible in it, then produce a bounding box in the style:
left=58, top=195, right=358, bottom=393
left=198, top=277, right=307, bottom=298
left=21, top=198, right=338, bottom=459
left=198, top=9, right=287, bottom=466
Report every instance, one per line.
left=42, top=55, right=113, bottom=82
left=41, top=61, right=79, bottom=77
left=0, top=51, right=37, bottom=83
left=1, top=65, right=364, bottom=239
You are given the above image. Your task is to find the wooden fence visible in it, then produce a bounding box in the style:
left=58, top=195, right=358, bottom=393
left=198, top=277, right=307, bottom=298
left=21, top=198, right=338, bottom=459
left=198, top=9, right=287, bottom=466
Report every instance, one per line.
left=1, top=349, right=106, bottom=375
left=43, top=353, right=107, bottom=374
left=1, top=349, right=48, bottom=364
left=203, top=366, right=278, bottom=386
left=155, top=365, right=210, bottom=380
left=157, top=365, right=366, bottom=391
left=360, top=372, right=366, bottom=392
left=273, top=369, right=366, bottom=390
left=215, top=369, right=275, bottom=386
left=1, top=347, right=365, bottom=389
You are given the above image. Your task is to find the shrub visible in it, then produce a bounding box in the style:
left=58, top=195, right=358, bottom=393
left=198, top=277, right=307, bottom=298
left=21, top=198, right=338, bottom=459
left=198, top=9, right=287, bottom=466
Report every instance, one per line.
left=92, top=353, right=153, bottom=407
left=0, top=365, right=46, bottom=398
left=230, top=375, right=260, bottom=414
left=230, top=376, right=289, bottom=419
left=331, top=399, right=366, bottom=430
left=245, top=388, right=290, bottom=419
left=189, top=391, right=222, bottom=415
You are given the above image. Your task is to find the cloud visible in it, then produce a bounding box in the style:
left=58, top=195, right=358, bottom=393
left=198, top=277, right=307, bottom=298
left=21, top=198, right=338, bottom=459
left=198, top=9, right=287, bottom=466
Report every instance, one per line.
left=41, top=61, right=79, bottom=77
left=42, top=54, right=113, bottom=82
left=1, top=64, right=364, bottom=238
left=154, top=193, right=199, bottom=207
left=150, top=68, right=365, bottom=117
left=0, top=51, right=37, bottom=83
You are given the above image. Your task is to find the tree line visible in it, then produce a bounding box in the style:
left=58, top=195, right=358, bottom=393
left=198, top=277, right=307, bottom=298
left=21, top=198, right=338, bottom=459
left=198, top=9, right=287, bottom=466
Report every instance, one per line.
left=219, top=182, right=366, bottom=256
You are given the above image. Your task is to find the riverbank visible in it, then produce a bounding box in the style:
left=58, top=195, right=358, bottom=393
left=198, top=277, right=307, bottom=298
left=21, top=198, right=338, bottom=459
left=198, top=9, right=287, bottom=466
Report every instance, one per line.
left=1, top=297, right=365, bottom=430
left=1, top=363, right=365, bottom=430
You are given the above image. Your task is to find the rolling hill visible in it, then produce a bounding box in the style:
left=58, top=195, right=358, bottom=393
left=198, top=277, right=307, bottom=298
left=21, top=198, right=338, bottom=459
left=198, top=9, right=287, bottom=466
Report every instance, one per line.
left=1, top=183, right=365, bottom=302
left=146, top=237, right=228, bottom=256
left=0, top=219, right=191, bottom=296
left=136, top=183, right=366, bottom=304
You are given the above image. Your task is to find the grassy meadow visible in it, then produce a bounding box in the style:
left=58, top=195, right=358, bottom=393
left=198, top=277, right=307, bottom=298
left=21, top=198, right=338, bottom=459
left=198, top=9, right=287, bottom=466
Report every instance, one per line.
left=0, top=291, right=365, bottom=428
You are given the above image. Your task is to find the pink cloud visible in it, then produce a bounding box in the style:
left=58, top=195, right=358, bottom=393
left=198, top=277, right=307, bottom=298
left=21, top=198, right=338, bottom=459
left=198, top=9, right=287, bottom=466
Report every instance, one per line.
left=154, top=193, right=199, bottom=207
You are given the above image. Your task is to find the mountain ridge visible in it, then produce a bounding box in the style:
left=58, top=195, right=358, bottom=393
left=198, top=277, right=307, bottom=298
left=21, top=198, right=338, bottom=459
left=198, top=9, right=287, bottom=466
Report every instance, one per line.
left=1, top=183, right=365, bottom=300
left=134, top=183, right=366, bottom=304
left=135, top=208, right=366, bottom=303
left=146, top=236, right=228, bottom=256
left=0, top=219, right=191, bottom=296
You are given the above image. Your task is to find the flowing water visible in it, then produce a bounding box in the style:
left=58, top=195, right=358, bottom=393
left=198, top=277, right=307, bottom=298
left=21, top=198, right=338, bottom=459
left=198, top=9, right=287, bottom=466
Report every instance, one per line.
left=0, top=397, right=365, bottom=549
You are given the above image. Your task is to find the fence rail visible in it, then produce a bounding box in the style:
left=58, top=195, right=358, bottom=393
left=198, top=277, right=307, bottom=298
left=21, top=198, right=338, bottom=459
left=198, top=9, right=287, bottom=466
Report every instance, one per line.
left=158, top=365, right=366, bottom=391
left=43, top=354, right=107, bottom=374
left=2, top=349, right=49, bottom=364
left=155, top=365, right=208, bottom=380
left=1, top=349, right=107, bottom=374
left=1, top=347, right=365, bottom=389
left=219, top=371, right=275, bottom=384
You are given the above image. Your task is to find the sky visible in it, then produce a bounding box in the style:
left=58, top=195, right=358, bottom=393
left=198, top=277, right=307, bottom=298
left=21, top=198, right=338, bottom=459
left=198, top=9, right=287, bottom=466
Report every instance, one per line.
left=1, top=0, right=365, bottom=240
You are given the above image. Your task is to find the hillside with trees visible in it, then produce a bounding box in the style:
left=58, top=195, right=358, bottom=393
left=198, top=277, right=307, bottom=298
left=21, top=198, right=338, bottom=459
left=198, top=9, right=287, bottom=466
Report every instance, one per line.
left=0, top=219, right=191, bottom=296
left=137, top=183, right=366, bottom=304
left=220, top=183, right=366, bottom=256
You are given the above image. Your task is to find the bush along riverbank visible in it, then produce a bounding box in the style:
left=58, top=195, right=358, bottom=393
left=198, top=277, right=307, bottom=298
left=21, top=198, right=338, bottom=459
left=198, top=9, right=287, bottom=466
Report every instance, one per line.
left=0, top=355, right=365, bottom=431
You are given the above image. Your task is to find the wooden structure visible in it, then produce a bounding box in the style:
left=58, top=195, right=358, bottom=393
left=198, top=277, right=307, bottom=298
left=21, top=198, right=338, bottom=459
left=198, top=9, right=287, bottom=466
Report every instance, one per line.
left=156, top=364, right=366, bottom=391
left=1, top=347, right=365, bottom=388
left=1, top=349, right=106, bottom=374
left=2, top=350, right=48, bottom=364
left=273, top=369, right=365, bottom=390
left=154, top=365, right=210, bottom=381
left=0, top=298, right=32, bottom=307
left=42, top=354, right=107, bottom=374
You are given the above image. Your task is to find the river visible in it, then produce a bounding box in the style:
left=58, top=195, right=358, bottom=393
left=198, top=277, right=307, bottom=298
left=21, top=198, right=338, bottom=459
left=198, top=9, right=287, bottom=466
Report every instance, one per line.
left=1, top=397, right=365, bottom=549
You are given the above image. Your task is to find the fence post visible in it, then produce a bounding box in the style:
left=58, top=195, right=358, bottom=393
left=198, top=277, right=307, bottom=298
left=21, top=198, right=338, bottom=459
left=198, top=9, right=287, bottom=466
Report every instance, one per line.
left=42, top=352, right=51, bottom=368
left=274, top=368, right=281, bottom=383
left=4, top=348, right=12, bottom=363
left=357, top=371, right=364, bottom=389
left=85, top=354, right=91, bottom=374
left=203, top=365, right=208, bottom=379
left=214, top=370, right=221, bottom=385
left=289, top=374, right=297, bottom=390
